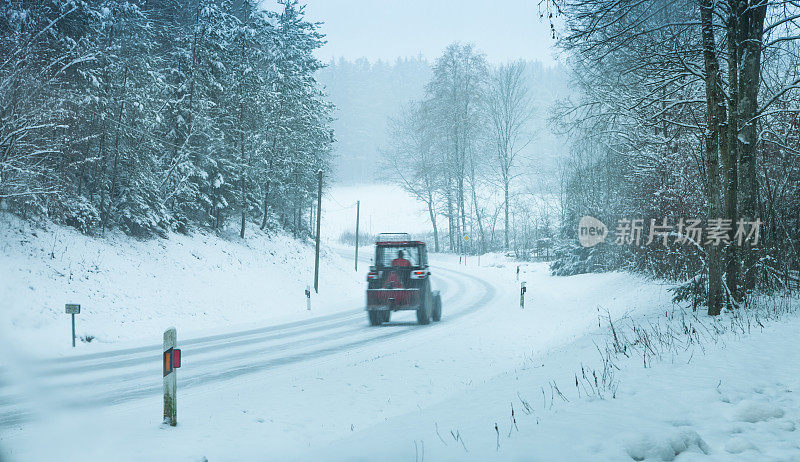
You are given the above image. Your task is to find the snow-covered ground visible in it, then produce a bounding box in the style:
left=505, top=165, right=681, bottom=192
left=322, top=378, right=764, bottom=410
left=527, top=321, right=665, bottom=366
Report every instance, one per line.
left=315, top=303, right=800, bottom=461
left=1, top=208, right=798, bottom=461
left=0, top=212, right=362, bottom=356
left=322, top=183, right=433, bottom=238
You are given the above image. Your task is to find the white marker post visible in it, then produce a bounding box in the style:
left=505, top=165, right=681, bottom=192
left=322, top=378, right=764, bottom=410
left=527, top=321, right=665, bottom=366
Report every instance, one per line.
left=305, top=285, right=311, bottom=311
left=520, top=282, right=527, bottom=309
left=65, top=304, right=80, bottom=347
left=163, top=327, right=181, bottom=426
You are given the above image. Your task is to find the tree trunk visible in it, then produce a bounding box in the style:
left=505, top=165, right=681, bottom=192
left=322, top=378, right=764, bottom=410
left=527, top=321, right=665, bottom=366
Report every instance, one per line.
left=458, top=175, right=466, bottom=254
left=469, top=158, right=486, bottom=253
left=427, top=189, right=439, bottom=252
left=700, top=0, right=724, bottom=315
left=446, top=178, right=454, bottom=251
left=98, top=120, right=108, bottom=233
left=239, top=28, right=247, bottom=240
left=736, top=0, right=766, bottom=294
left=724, top=10, right=741, bottom=304
left=108, top=67, right=129, bottom=228
left=260, top=178, right=270, bottom=230
left=504, top=173, right=510, bottom=251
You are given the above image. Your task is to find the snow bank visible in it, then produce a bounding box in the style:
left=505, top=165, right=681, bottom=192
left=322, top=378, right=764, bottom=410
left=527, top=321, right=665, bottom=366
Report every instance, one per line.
left=0, top=212, right=362, bottom=357
left=305, top=263, right=800, bottom=461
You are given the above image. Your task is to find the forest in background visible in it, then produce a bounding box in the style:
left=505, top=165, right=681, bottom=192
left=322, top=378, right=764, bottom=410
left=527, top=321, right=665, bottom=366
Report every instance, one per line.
left=317, top=56, right=431, bottom=184
left=319, top=56, right=568, bottom=185
left=0, top=0, right=333, bottom=239
left=550, top=0, right=800, bottom=314
left=376, top=47, right=569, bottom=256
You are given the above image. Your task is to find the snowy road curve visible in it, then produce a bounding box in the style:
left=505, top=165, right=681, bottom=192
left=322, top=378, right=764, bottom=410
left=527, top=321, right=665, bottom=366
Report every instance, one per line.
left=0, top=261, right=495, bottom=429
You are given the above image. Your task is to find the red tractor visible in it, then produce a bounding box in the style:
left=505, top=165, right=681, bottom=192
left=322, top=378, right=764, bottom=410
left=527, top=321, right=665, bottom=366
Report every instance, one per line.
left=365, top=233, right=442, bottom=326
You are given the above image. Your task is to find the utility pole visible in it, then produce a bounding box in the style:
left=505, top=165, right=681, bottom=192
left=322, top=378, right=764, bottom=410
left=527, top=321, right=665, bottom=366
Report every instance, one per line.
left=314, top=169, right=322, bottom=293
left=355, top=200, right=360, bottom=271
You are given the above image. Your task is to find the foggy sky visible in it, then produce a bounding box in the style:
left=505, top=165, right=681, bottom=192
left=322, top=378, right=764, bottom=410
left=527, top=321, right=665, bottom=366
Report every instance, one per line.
left=262, top=0, right=560, bottom=65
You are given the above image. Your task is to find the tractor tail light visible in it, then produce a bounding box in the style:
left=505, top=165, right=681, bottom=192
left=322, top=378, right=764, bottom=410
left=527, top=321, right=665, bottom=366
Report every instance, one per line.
left=410, top=270, right=428, bottom=279
left=367, top=272, right=379, bottom=280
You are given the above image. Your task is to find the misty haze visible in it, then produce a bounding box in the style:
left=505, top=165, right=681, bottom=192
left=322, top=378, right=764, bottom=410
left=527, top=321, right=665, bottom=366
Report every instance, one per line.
left=1, top=0, right=800, bottom=461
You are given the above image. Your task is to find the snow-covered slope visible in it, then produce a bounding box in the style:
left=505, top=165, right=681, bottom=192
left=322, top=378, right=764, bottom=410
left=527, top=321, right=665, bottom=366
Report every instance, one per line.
left=0, top=213, right=362, bottom=356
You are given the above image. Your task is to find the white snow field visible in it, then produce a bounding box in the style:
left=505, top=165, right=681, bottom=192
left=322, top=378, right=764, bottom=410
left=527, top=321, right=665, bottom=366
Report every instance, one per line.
left=0, top=213, right=362, bottom=355
left=1, top=212, right=799, bottom=461
left=322, top=183, right=433, bottom=237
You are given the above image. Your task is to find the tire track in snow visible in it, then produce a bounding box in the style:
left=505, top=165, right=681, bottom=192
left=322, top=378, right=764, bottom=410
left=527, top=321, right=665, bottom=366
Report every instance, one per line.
left=0, top=261, right=493, bottom=428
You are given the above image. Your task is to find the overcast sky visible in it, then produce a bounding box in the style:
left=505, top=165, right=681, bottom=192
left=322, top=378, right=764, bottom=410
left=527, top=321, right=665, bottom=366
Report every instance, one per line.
left=261, top=0, right=560, bottom=65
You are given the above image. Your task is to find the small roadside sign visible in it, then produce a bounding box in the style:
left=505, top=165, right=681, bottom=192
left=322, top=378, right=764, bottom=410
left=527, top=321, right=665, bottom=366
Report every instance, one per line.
left=464, top=235, right=470, bottom=241
left=65, top=304, right=80, bottom=347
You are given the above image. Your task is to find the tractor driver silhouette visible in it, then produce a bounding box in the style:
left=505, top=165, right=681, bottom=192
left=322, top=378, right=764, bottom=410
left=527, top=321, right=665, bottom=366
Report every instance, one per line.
left=392, top=249, right=411, bottom=267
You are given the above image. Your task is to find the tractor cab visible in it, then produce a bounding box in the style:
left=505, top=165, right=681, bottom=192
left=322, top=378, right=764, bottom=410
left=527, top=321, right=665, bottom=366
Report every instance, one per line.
left=365, top=233, right=441, bottom=326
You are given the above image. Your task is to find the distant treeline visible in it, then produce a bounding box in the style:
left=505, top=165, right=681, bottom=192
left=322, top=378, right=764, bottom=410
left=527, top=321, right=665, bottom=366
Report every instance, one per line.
left=318, top=56, right=568, bottom=186
left=382, top=43, right=563, bottom=256
left=317, top=56, right=432, bottom=184
left=0, top=0, right=333, bottom=238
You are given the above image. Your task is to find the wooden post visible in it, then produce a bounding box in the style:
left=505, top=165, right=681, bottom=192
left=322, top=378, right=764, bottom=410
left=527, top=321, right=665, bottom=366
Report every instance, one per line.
left=355, top=200, right=360, bottom=271
left=314, top=170, right=322, bottom=293
left=163, top=327, right=177, bottom=426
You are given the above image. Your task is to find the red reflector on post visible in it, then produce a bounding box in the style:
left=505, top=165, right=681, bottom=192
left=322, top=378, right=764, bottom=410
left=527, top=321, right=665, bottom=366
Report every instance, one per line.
left=173, top=349, right=181, bottom=368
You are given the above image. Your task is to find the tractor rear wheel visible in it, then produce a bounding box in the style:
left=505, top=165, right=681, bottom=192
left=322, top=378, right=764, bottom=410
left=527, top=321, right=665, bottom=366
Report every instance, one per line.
left=432, top=293, right=442, bottom=322
left=368, top=310, right=383, bottom=326
left=417, top=283, right=432, bottom=325
left=416, top=306, right=431, bottom=325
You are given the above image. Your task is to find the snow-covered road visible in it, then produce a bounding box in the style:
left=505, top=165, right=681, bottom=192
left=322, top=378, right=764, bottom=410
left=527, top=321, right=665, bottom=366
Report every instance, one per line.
left=0, top=253, right=673, bottom=461
left=0, top=259, right=493, bottom=429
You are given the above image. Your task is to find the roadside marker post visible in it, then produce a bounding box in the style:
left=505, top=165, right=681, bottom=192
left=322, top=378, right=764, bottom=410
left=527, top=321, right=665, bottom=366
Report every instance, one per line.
left=520, top=282, right=527, bottom=309
left=65, top=304, right=80, bottom=347
left=163, top=327, right=181, bottom=426
left=305, top=285, right=311, bottom=311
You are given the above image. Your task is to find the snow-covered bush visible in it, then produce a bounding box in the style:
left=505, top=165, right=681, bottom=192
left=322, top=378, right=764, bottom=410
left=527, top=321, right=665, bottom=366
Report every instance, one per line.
left=669, top=273, right=706, bottom=309
left=550, top=240, right=615, bottom=276
left=117, top=189, right=169, bottom=238
left=49, top=195, right=101, bottom=235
